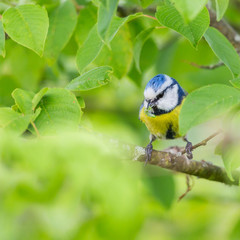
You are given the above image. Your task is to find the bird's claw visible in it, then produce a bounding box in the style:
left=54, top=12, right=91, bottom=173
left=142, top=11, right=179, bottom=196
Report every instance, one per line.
left=185, top=141, right=193, bottom=159
left=145, top=143, right=153, bottom=166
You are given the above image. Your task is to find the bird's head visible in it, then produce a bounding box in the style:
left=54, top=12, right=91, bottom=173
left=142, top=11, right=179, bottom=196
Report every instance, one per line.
left=143, top=74, right=186, bottom=116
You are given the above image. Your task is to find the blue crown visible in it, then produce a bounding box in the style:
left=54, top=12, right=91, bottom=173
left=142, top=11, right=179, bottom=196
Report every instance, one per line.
left=145, top=74, right=178, bottom=92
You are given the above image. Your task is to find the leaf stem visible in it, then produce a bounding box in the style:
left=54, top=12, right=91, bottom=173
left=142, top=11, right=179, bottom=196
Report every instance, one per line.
left=142, top=14, right=157, bottom=21
left=31, top=121, right=40, bottom=138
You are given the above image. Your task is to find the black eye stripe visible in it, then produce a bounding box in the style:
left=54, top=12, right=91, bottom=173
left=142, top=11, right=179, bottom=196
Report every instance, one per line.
left=156, top=92, right=164, bottom=100
left=154, top=83, right=177, bottom=101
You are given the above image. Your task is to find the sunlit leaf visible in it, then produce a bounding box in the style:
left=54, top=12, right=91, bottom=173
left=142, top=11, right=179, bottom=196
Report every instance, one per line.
left=12, top=88, right=34, bottom=114
left=140, top=0, right=154, bottom=8
left=2, top=4, right=49, bottom=56
left=76, top=12, right=141, bottom=74
left=97, top=0, right=118, bottom=42
left=171, top=0, right=208, bottom=21
left=106, top=13, right=142, bottom=43
left=179, top=84, right=240, bottom=135
left=215, top=0, right=229, bottom=21
left=32, top=87, right=48, bottom=111
left=32, top=107, right=41, bottom=122
left=74, top=4, right=97, bottom=46
left=94, top=26, right=133, bottom=79
left=66, top=66, right=112, bottom=91
left=204, top=27, right=240, bottom=77
left=44, top=0, right=77, bottom=63
left=0, top=107, right=32, bottom=135
left=31, top=88, right=81, bottom=135
left=156, top=3, right=209, bottom=47
left=76, top=25, right=103, bottom=74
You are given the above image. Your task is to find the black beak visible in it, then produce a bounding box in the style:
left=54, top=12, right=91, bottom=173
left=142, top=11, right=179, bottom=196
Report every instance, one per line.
left=147, top=101, right=150, bottom=109
left=147, top=101, right=151, bottom=110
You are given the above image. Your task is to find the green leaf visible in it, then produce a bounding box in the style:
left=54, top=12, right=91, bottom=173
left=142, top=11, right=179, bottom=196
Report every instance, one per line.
left=76, top=13, right=141, bottom=74
left=179, top=84, right=240, bottom=135
left=230, top=77, right=240, bottom=89
left=66, top=66, right=112, bottom=91
left=140, top=0, right=154, bottom=8
left=97, top=0, right=118, bottom=42
left=222, top=145, right=240, bottom=181
left=134, top=27, right=155, bottom=72
left=171, top=0, right=208, bottom=21
left=204, top=27, right=240, bottom=77
left=31, top=88, right=81, bottom=135
left=2, top=4, right=49, bottom=56
left=0, top=107, right=32, bottom=135
left=11, top=88, right=34, bottom=114
left=156, top=3, right=209, bottom=47
left=94, top=26, right=133, bottom=79
left=32, top=107, right=41, bottom=122
left=0, top=20, right=5, bottom=57
left=76, top=25, right=103, bottom=74
left=32, top=87, right=48, bottom=111
left=76, top=96, right=85, bottom=109
left=2, top=40, right=45, bottom=91
left=215, top=0, right=229, bottom=21
left=44, top=0, right=77, bottom=63
left=74, top=4, right=97, bottom=46
left=105, top=13, right=142, bottom=44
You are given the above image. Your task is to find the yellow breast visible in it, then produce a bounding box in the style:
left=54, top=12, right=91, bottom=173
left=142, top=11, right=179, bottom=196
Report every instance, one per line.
left=139, top=103, right=183, bottom=139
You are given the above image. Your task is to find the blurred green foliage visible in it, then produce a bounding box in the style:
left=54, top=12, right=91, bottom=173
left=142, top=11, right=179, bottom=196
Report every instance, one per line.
left=0, top=0, right=240, bottom=239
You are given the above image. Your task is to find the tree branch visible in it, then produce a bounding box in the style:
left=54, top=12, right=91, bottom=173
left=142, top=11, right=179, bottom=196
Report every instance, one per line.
left=132, top=146, right=239, bottom=186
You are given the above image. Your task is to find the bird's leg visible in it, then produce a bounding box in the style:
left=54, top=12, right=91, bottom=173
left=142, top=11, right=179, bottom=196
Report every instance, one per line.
left=183, top=136, right=193, bottom=159
left=145, top=134, right=156, bottom=166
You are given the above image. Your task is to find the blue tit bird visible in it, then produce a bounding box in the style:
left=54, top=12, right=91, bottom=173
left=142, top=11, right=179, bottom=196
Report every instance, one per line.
left=139, top=74, right=192, bottom=163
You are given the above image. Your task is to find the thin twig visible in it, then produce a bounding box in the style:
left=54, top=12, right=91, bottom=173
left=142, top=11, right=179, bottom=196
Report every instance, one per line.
left=181, top=131, right=221, bottom=155
left=183, top=60, right=224, bottom=70
left=178, top=175, right=194, bottom=201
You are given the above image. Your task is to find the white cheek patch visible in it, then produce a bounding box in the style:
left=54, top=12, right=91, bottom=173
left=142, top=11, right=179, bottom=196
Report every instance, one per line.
left=157, top=84, right=179, bottom=111
left=144, top=87, right=156, bottom=100
left=156, top=75, right=173, bottom=94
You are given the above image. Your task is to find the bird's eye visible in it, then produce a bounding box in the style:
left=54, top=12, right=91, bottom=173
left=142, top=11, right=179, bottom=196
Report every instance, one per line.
left=156, top=92, right=164, bottom=100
